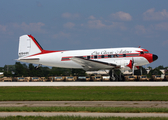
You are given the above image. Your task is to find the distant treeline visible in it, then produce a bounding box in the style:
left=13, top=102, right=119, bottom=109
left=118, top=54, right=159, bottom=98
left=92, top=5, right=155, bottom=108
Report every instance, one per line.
left=1, top=62, right=86, bottom=77
left=0, top=62, right=167, bottom=77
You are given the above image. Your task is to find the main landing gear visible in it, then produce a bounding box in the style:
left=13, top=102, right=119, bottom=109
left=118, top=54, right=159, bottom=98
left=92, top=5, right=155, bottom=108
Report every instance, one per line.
left=109, top=69, right=125, bottom=81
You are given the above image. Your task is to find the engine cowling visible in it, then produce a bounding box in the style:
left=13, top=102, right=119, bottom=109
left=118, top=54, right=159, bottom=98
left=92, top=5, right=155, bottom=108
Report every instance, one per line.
left=118, top=60, right=139, bottom=71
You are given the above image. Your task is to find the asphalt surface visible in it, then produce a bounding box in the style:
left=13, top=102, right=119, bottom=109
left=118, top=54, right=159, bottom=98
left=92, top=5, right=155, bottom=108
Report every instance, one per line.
left=1, top=101, right=168, bottom=117
left=1, top=112, right=168, bottom=118
left=1, top=82, right=168, bottom=86
left=0, top=101, right=168, bottom=108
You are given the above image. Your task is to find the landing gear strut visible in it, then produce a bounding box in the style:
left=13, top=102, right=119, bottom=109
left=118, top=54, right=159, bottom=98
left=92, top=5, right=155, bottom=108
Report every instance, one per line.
left=109, top=69, right=125, bottom=81
left=36, top=64, right=42, bottom=69
left=109, top=69, right=116, bottom=81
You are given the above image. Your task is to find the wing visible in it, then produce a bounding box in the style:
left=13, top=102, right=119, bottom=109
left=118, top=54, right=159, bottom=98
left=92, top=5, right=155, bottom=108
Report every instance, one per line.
left=71, top=57, right=119, bottom=71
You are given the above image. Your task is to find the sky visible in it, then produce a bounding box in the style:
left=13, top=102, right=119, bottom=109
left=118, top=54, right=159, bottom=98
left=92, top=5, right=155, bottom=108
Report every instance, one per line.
left=0, top=0, right=168, bottom=68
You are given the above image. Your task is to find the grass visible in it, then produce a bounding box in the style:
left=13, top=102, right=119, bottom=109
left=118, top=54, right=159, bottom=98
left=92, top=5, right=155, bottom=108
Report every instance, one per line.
left=0, top=86, right=168, bottom=101
left=0, top=106, right=168, bottom=113
left=0, top=116, right=168, bottom=120
left=0, top=86, right=168, bottom=119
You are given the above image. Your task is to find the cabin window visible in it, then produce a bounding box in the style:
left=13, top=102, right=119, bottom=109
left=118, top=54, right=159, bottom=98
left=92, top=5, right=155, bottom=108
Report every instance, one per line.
left=108, top=55, right=112, bottom=58
left=115, top=54, right=119, bottom=57
left=83, top=56, right=87, bottom=59
left=123, top=54, right=126, bottom=57
left=94, top=55, right=97, bottom=59
left=101, top=55, right=105, bottom=58
left=112, top=55, right=115, bottom=57
left=109, top=55, right=115, bottom=58
left=87, top=56, right=90, bottom=59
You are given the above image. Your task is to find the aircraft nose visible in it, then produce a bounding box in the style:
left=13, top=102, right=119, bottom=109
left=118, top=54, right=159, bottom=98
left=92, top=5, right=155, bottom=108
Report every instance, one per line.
left=153, top=54, right=158, bottom=61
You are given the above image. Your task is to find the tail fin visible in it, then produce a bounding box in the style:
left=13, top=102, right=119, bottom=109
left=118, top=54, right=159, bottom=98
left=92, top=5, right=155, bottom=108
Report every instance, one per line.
left=18, top=35, right=43, bottom=58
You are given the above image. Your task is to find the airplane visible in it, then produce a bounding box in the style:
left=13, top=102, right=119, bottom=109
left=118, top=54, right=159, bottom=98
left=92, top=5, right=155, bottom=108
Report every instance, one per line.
left=17, top=34, right=158, bottom=80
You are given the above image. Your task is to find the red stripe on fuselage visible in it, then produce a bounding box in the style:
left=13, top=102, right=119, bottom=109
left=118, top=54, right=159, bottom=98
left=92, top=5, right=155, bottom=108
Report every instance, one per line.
left=27, top=50, right=63, bottom=58
left=28, top=35, right=43, bottom=52
left=61, top=52, right=153, bottom=63
left=26, top=35, right=64, bottom=58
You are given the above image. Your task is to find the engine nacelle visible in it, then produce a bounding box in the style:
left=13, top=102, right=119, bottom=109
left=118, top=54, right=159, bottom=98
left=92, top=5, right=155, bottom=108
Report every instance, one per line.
left=115, top=60, right=139, bottom=71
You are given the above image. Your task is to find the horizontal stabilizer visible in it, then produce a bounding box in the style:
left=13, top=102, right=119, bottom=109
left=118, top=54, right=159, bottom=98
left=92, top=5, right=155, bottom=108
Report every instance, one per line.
left=19, top=58, right=40, bottom=60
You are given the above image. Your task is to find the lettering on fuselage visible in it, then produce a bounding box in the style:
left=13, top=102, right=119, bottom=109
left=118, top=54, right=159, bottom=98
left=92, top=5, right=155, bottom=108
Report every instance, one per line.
left=91, top=50, right=132, bottom=55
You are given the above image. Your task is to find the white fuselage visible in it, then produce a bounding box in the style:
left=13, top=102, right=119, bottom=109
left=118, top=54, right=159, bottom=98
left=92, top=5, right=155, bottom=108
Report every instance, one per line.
left=17, top=35, right=158, bottom=71
left=19, top=47, right=150, bottom=70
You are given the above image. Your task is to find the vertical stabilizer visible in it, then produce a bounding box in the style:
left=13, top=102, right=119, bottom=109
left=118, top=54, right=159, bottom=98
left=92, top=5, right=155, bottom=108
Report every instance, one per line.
left=18, top=35, right=43, bottom=58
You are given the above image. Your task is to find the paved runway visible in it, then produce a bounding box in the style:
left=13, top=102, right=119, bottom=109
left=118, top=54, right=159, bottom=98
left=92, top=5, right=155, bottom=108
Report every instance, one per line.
left=1, top=82, right=168, bottom=86
left=1, top=112, right=168, bottom=118
left=0, top=101, right=168, bottom=108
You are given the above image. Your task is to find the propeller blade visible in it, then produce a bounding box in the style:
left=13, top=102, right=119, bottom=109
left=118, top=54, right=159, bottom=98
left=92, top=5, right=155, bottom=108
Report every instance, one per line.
left=132, top=63, right=134, bottom=75
left=132, top=58, right=134, bottom=75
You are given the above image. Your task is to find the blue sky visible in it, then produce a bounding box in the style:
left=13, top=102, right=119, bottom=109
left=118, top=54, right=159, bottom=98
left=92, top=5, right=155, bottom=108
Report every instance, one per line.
left=0, top=0, right=168, bottom=68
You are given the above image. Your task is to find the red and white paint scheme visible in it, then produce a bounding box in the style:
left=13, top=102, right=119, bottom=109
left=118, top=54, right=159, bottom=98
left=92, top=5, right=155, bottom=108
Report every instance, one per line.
left=17, top=35, right=158, bottom=72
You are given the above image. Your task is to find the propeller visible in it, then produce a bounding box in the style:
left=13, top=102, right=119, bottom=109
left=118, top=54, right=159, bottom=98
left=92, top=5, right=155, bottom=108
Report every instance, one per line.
left=132, top=58, right=135, bottom=75
left=140, top=66, right=142, bottom=75
left=126, top=58, right=135, bottom=75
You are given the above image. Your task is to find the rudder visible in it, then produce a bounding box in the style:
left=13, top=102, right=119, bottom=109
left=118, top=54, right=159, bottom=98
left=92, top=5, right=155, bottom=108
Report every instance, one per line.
left=18, top=35, right=43, bottom=58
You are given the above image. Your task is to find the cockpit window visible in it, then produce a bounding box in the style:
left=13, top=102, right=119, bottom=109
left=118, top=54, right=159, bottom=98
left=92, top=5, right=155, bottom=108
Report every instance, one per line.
left=144, top=51, right=149, bottom=54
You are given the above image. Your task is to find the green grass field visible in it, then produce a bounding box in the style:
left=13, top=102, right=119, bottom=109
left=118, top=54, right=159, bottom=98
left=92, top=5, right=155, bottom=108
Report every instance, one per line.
left=0, top=86, right=168, bottom=119
left=0, top=86, right=168, bottom=101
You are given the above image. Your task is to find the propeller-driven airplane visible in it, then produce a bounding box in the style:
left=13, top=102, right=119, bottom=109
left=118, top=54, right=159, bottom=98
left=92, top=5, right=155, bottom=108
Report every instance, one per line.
left=17, top=35, right=158, bottom=80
